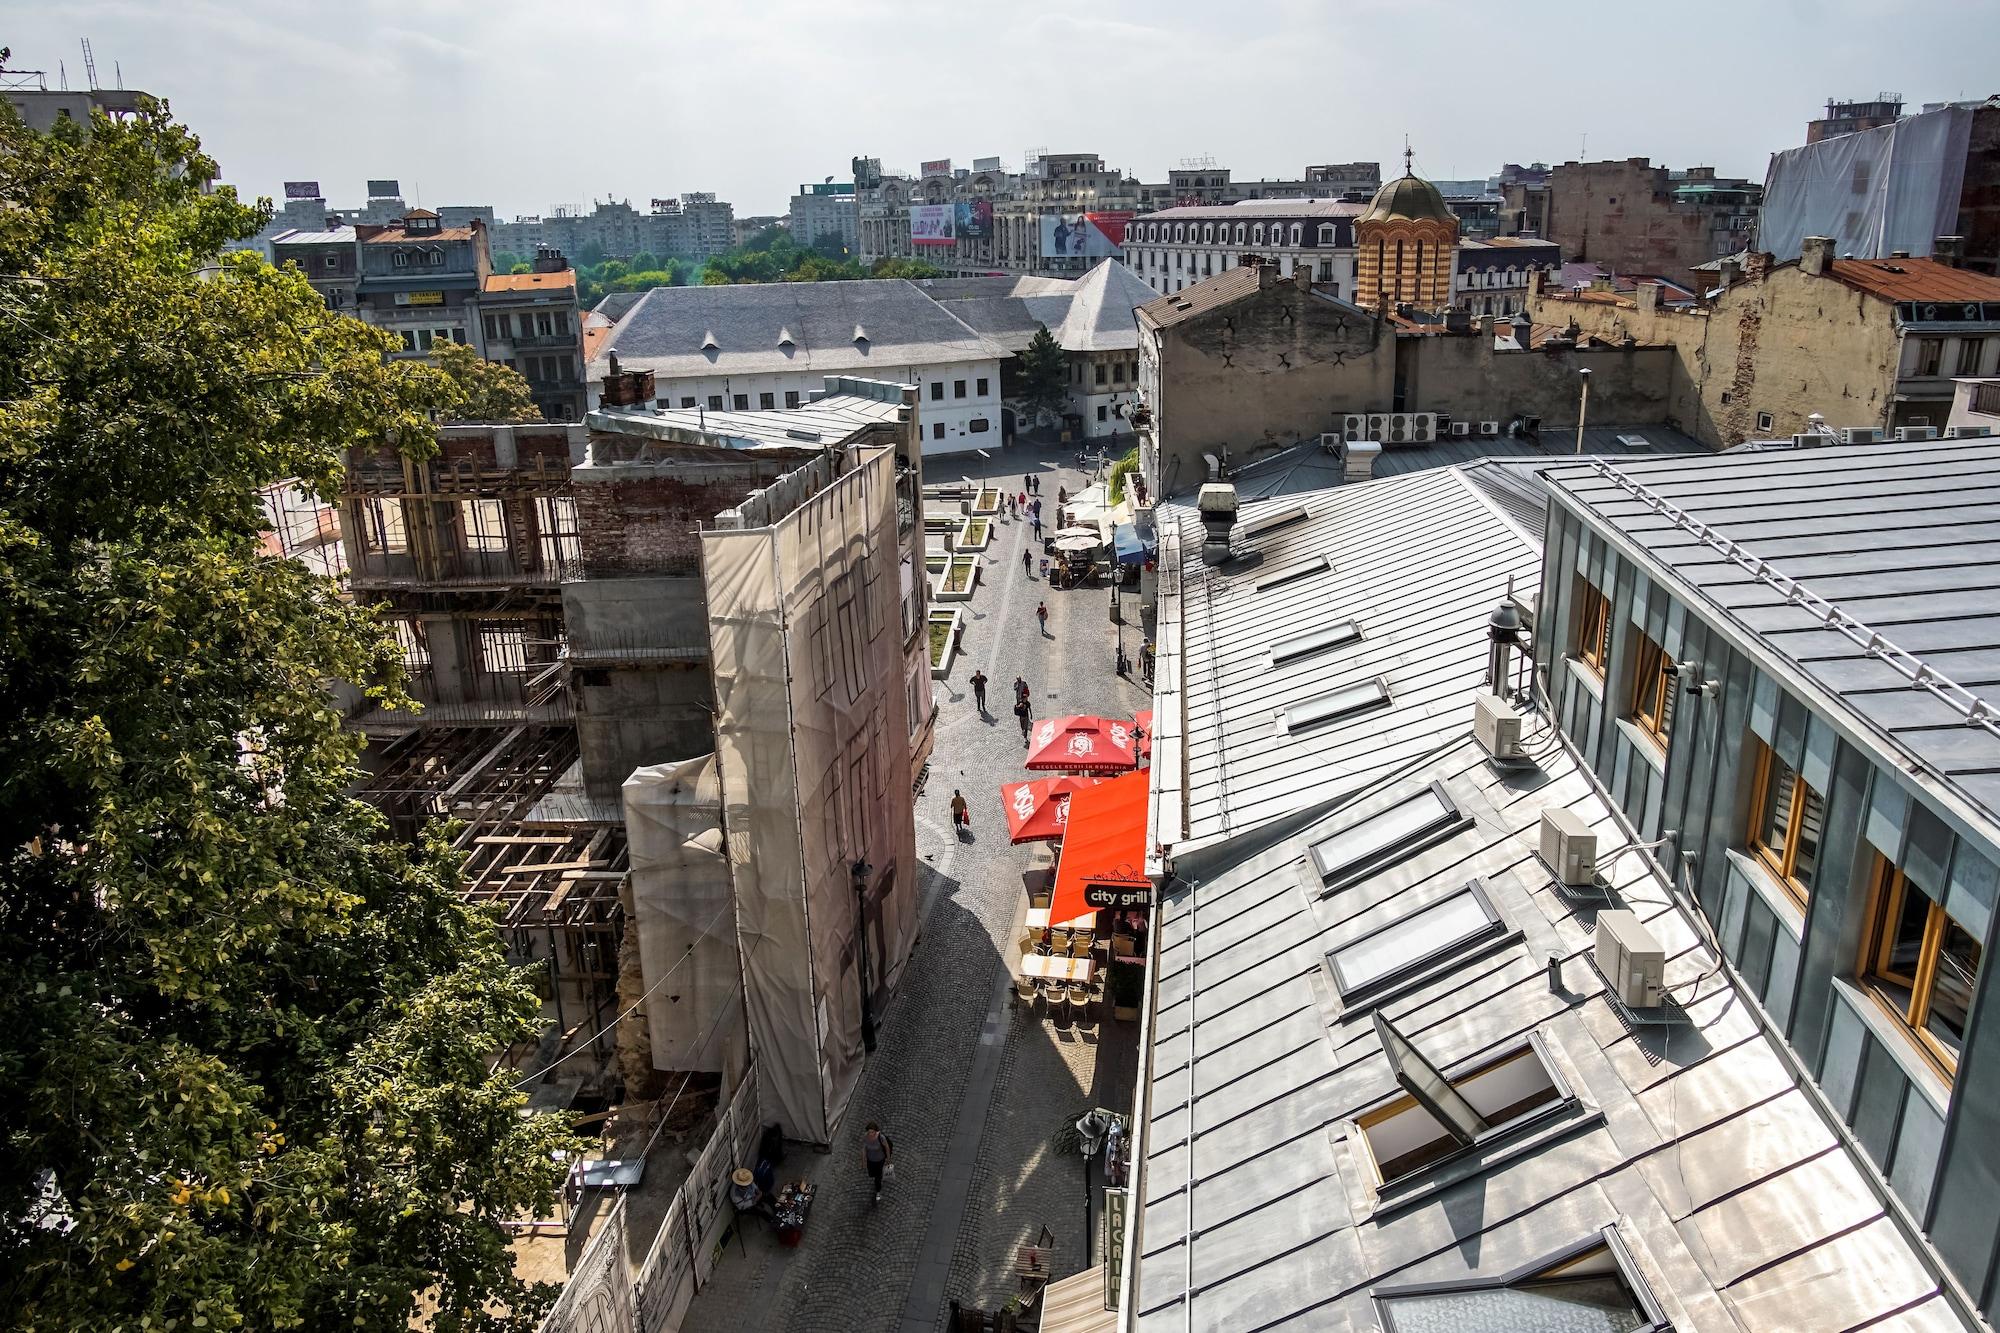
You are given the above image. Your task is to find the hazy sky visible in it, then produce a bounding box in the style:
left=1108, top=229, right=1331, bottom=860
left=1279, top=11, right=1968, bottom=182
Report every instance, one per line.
left=9, top=0, right=1998, bottom=218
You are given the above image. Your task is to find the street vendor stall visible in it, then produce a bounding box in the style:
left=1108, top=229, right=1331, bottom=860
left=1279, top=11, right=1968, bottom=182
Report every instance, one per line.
left=772, top=1178, right=815, bottom=1247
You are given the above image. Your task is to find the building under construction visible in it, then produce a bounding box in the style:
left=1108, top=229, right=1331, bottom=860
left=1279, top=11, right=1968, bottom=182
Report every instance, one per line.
left=339, top=377, right=934, bottom=1140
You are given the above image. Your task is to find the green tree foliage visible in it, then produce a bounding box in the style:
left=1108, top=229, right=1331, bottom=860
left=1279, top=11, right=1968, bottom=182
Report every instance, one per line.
left=0, top=88, right=575, bottom=1331
left=698, top=228, right=873, bottom=286
left=1020, top=324, right=1070, bottom=419
left=432, top=341, right=543, bottom=423
left=627, top=250, right=661, bottom=273
left=869, top=258, right=944, bottom=280
left=1107, top=446, right=1141, bottom=502
left=491, top=250, right=527, bottom=273
left=810, top=230, right=850, bottom=261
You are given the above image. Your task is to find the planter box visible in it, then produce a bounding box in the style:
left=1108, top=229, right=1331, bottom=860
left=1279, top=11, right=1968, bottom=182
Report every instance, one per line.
left=971, top=488, right=1002, bottom=516
left=956, top=518, right=992, bottom=551
left=931, top=556, right=980, bottom=602
left=928, top=607, right=963, bottom=678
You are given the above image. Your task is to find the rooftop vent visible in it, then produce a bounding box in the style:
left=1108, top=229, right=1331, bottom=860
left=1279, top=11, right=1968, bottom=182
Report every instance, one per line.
left=1197, top=481, right=1237, bottom=565
left=777, top=326, right=796, bottom=347
left=852, top=323, right=869, bottom=344
left=700, top=330, right=719, bottom=351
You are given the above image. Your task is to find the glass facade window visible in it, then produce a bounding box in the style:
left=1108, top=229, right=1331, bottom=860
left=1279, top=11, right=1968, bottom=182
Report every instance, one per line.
left=1631, top=631, right=1675, bottom=745
left=1866, top=860, right=1982, bottom=1075
left=1751, top=742, right=1824, bottom=908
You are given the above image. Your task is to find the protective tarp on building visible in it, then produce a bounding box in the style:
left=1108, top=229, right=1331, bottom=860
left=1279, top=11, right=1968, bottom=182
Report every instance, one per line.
left=1760, top=105, right=1972, bottom=262
left=622, top=754, right=746, bottom=1079
left=703, top=445, right=919, bottom=1144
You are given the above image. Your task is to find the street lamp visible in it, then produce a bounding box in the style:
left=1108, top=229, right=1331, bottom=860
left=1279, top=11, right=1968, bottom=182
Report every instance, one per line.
left=1574, top=367, right=1592, bottom=455
left=851, top=858, right=877, bottom=1052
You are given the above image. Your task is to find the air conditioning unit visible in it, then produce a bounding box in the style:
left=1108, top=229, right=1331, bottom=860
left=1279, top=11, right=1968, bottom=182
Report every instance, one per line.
left=1449, top=421, right=1472, bottom=438
left=1407, top=412, right=1438, bottom=443
left=1896, top=425, right=1939, bottom=441
left=1473, top=692, right=1523, bottom=760
left=1947, top=424, right=1994, bottom=438
left=1539, top=808, right=1597, bottom=886
left=1387, top=414, right=1411, bottom=444
left=1595, top=910, right=1666, bottom=1009
left=1840, top=426, right=1887, bottom=445
left=1478, top=421, right=1501, bottom=437
left=1341, top=413, right=1369, bottom=443
left=1366, top=413, right=1392, bottom=440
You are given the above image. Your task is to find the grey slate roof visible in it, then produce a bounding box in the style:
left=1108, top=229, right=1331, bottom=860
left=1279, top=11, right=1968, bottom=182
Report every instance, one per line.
left=915, top=260, right=1152, bottom=353
left=1150, top=467, right=1543, bottom=848
left=592, top=279, right=1008, bottom=380
left=1541, top=439, right=2000, bottom=822
left=1136, top=732, right=1962, bottom=1330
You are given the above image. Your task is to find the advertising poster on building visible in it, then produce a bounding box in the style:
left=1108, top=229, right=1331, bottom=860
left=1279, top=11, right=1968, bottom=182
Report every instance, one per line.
left=921, top=158, right=953, bottom=178
left=910, top=204, right=956, bottom=246
left=283, top=181, right=322, bottom=200
left=1039, top=213, right=1122, bottom=259
left=366, top=179, right=400, bottom=198
left=954, top=198, right=994, bottom=242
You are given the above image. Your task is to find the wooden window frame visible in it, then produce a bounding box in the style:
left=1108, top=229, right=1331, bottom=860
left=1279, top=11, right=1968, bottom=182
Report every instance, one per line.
left=1575, top=578, right=1610, bottom=675
left=1861, top=856, right=1973, bottom=1079
left=1749, top=742, right=1820, bottom=910
left=1631, top=632, right=1674, bottom=745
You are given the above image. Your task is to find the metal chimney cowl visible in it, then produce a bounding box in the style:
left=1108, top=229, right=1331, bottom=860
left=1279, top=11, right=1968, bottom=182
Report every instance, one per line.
left=1198, top=482, right=1237, bottom=566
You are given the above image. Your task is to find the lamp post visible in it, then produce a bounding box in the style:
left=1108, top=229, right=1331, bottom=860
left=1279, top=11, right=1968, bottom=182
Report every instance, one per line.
left=1574, top=367, right=1592, bottom=455
left=851, top=858, right=877, bottom=1052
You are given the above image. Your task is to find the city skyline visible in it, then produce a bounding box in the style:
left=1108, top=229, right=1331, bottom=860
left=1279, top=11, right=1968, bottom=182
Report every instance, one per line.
left=9, top=0, right=1998, bottom=218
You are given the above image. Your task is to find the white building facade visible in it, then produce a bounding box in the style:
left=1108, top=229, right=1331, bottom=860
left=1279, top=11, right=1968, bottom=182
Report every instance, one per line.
left=1122, top=200, right=1364, bottom=300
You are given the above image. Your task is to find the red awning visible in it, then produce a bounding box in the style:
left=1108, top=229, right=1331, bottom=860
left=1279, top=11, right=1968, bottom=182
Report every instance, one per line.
left=1049, top=769, right=1152, bottom=928
left=1133, top=710, right=1155, bottom=762
left=999, top=775, right=1103, bottom=844
left=1025, top=715, right=1140, bottom=774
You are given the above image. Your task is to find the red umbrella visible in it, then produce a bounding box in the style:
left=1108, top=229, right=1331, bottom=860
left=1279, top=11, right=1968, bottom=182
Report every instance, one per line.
left=1024, top=715, right=1141, bottom=774
left=1133, top=709, right=1155, bottom=762
left=999, top=775, right=1102, bottom=844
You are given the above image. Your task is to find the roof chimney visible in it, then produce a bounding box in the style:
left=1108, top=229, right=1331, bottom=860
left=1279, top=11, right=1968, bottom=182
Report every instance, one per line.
left=1934, top=235, right=1965, bottom=269
left=1293, top=263, right=1313, bottom=292
left=1637, top=281, right=1661, bottom=315
left=1801, top=235, right=1834, bottom=277
left=1257, top=261, right=1278, bottom=291
left=1715, top=257, right=1741, bottom=291
left=1197, top=482, right=1238, bottom=565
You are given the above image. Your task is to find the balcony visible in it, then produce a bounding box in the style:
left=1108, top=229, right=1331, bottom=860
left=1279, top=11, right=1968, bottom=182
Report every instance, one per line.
left=498, top=331, right=579, bottom=350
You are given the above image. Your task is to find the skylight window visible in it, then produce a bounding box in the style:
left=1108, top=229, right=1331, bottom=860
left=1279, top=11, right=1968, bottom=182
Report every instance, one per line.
left=1239, top=504, right=1309, bottom=539
left=1254, top=554, right=1330, bottom=592
left=1357, top=1013, right=1568, bottom=1185
left=1270, top=620, right=1362, bottom=669
left=1373, top=1228, right=1666, bottom=1333
left=1284, top=676, right=1389, bottom=733
left=1329, top=884, right=1501, bottom=999
left=1310, top=782, right=1462, bottom=886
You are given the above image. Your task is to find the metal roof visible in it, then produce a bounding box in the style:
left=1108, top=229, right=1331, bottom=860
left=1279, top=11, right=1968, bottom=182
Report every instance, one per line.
left=587, top=391, right=905, bottom=450
left=592, top=278, right=1009, bottom=379
left=1135, top=732, right=1965, bottom=1330
left=1542, top=439, right=2000, bottom=823
left=1152, top=467, right=1542, bottom=848
left=916, top=261, right=1152, bottom=353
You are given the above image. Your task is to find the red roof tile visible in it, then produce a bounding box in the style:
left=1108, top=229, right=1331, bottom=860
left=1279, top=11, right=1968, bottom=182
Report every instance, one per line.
left=1829, top=257, right=2000, bottom=303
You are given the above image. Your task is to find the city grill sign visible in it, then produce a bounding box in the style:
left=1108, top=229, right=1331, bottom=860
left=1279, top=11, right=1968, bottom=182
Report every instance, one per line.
left=1083, top=881, right=1153, bottom=910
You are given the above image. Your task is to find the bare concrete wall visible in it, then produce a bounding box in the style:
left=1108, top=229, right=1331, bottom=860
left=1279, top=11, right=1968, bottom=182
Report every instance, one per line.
left=1149, top=277, right=1394, bottom=495
left=1534, top=261, right=1903, bottom=446
left=1401, top=337, right=1674, bottom=428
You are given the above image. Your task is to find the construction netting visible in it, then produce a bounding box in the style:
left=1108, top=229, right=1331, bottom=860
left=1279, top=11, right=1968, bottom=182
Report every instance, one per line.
left=702, top=445, right=919, bottom=1145
left=621, top=753, right=746, bottom=1080
left=1760, top=105, right=1973, bottom=263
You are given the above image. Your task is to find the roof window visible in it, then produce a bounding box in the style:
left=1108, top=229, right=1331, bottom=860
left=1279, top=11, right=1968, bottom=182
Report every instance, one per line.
left=1326, top=880, right=1502, bottom=1001
left=1358, top=1013, right=1568, bottom=1185
left=1270, top=620, right=1361, bottom=669
left=1310, top=781, right=1463, bottom=887
left=1238, top=504, right=1309, bottom=539
left=1373, top=1226, right=1666, bottom=1332
left=1254, top=554, right=1330, bottom=592
left=1284, top=676, right=1389, bottom=733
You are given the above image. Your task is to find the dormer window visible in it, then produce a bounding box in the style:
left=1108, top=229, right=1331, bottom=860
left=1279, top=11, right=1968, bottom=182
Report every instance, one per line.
left=1373, top=1227, right=1666, bottom=1331
left=852, top=324, right=868, bottom=345
left=1356, top=1013, right=1569, bottom=1184
left=393, top=251, right=409, bottom=268
left=777, top=326, right=796, bottom=349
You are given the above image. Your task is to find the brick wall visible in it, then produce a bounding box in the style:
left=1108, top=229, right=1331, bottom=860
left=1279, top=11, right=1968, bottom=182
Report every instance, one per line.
left=574, top=474, right=766, bottom=576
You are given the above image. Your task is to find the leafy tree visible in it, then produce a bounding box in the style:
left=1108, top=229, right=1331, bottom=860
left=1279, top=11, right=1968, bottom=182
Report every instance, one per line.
left=611, top=262, right=691, bottom=292
left=432, top=341, right=543, bottom=422
left=509, top=262, right=531, bottom=275
left=1020, top=324, right=1070, bottom=420
left=810, top=230, right=850, bottom=261
left=870, top=257, right=944, bottom=280
left=0, top=84, right=574, bottom=1331
left=491, top=250, right=527, bottom=273
left=596, top=259, right=628, bottom=283
left=573, top=239, right=606, bottom=269
left=628, top=250, right=660, bottom=273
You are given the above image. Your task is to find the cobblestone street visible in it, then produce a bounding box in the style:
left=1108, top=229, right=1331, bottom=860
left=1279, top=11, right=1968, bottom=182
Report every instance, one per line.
left=679, top=439, right=1146, bottom=1332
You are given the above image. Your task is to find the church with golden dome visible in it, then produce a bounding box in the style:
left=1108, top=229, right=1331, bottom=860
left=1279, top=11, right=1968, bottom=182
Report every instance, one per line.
left=1353, top=148, right=1460, bottom=312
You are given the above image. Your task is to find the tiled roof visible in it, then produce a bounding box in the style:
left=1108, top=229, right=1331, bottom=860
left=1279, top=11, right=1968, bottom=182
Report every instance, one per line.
left=1829, top=257, right=2000, bottom=303
left=1135, top=265, right=1264, bottom=328
left=484, top=271, right=576, bottom=293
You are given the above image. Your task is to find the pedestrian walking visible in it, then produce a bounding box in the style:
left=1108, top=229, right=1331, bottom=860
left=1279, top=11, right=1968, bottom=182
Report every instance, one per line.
left=970, top=669, right=988, bottom=712
left=861, top=1122, right=894, bottom=1202
left=949, top=788, right=970, bottom=833
left=1015, top=697, right=1032, bottom=743
left=1057, top=486, right=1068, bottom=506
left=1037, top=602, right=1049, bottom=636
left=1031, top=514, right=1042, bottom=539
left=1023, top=473, right=1034, bottom=496
left=1022, top=548, right=1033, bottom=577
left=1013, top=675, right=1029, bottom=705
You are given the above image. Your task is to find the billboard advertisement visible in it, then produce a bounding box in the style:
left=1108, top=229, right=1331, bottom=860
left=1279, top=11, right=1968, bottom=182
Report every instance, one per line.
left=283, top=181, right=322, bottom=200
left=366, top=179, right=400, bottom=198
left=921, top=158, right=953, bottom=178
left=972, top=156, right=1003, bottom=172
left=910, top=204, right=955, bottom=246
left=1039, top=213, right=1124, bottom=259
left=954, top=198, right=994, bottom=242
